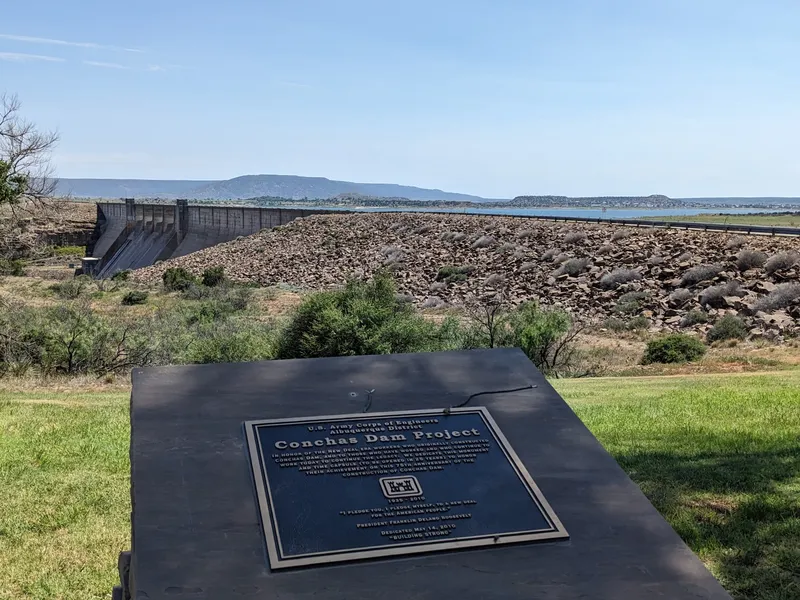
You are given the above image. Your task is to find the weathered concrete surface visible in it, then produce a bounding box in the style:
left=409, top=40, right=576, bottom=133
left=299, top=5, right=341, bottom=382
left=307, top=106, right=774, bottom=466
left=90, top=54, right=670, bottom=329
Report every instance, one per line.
left=89, top=200, right=337, bottom=277
left=125, top=349, right=732, bottom=600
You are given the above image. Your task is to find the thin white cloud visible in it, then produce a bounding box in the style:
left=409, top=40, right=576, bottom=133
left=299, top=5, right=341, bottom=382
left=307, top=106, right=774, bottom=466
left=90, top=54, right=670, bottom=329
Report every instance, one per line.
left=0, top=33, right=142, bottom=53
left=0, top=51, right=65, bottom=62
left=83, top=60, right=129, bottom=70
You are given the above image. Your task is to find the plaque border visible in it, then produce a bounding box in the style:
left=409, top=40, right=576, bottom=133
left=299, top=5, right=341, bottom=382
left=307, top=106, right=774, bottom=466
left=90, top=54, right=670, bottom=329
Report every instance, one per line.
left=244, top=407, right=569, bottom=569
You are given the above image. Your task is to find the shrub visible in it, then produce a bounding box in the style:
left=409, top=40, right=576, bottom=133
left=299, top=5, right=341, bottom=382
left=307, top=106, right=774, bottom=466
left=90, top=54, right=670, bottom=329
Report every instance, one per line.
left=471, top=235, right=495, bottom=249
left=181, top=283, right=211, bottom=300
left=699, top=281, right=743, bottom=307
left=201, top=266, right=226, bottom=287
left=677, top=252, right=694, bottom=263
left=680, top=263, right=722, bottom=286
left=436, top=265, right=475, bottom=284
left=681, top=309, right=709, bottom=327
left=508, top=303, right=572, bottom=374
left=421, top=297, right=446, bottom=309
left=563, top=231, right=587, bottom=244
left=275, top=272, right=459, bottom=359
left=669, top=288, right=693, bottom=306
left=555, top=258, right=591, bottom=277
left=414, top=224, right=434, bottom=234
left=429, top=281, right=446, bottom=292
left=483, top=274, right=505, bottom=287
left=611, top=229, right=631, bottom=242
left=764, top=251, right=799, bottom=275
left=642, top=334, right=706, bottom=364
left=184, top=320, right=274, bottom=364
left=541, top=248, right=560, bottom=261
left=8, top=304, right=158, bottom=376
left=707, top=315, right=748, bottom=343
left=498, top=242, right=517, bottom=253
left=464, top=301, right=576, bottom=376
left=648, top=255, right=665, bottom=265
left=724, top=235, right=747, bottom=250
left=605, top=316, right=649, bottom=331
left=122, top=290, right=149, bottom=306
left=519, top=262, right=537, bottom=272
left=600, top=268, right=642, bottom=289
left=111, top=269, right=131, bottom=281
left=50, top=275, right=92, bottom=299
left=180, top=284, right=252, bottom=316
left=163, top=267, right=197, bottom=291
left=515, top=229, right=534, bottom=239
left=0, top=258, right=25, bottom=276
left=53, top=245, right=86, bottom=257
left=614, top=291, right=647, bottom=315
left=597, top=244, right=614, bottom=255
left=736, top=249, right=767, bottom=271
left=753, top=283, right=800, bottom=312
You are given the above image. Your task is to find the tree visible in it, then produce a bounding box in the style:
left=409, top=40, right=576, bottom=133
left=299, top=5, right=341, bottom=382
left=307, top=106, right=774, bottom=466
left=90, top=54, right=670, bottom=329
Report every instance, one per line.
left=0, top=93, right=59, bottom=212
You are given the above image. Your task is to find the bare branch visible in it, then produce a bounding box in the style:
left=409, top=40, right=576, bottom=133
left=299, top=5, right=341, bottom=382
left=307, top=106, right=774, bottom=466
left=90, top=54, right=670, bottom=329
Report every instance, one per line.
left=1, top=93, right=60, bottom=212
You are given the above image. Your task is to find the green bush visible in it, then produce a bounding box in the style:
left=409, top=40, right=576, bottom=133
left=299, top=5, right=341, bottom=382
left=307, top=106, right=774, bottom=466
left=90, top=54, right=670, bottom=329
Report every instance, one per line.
left=50, top=275, right=92, bottom=299
left=6, top=304, right=157, bottom=376
left=184, top=320, right=274, bottom=364
left=707, top=315, right=748, bottom=343
left=122, top=290, right=149, bottom=306
left=507, top=302, right=572, bottom=373
left=463, top=301, right=577, bottom=376
left=53, top=245, right=85, bottom=257
left=111, top=270, right=131, bottom=281
left=202, top=266, right=226, bottom=287
left=642, top=334, right=706, bottom=365
left=163, top=267, right=197, bottom=291
left=276, top=272, right=458, bottom=359
left=0, top=258, right=25, bottom=276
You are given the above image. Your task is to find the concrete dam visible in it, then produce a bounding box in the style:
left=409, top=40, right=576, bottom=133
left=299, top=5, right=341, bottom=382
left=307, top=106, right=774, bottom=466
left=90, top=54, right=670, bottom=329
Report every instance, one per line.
left=86, top=199, right=337, bottom=277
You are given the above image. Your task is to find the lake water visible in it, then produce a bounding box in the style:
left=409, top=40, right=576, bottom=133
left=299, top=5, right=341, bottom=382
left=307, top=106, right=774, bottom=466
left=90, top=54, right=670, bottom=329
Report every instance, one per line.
left=339, top=207, right=788, bottom=219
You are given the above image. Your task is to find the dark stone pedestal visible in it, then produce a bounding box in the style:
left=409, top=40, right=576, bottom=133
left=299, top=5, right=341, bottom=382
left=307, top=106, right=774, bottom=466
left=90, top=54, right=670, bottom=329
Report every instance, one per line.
left=122, top=348, right=731, bottom=599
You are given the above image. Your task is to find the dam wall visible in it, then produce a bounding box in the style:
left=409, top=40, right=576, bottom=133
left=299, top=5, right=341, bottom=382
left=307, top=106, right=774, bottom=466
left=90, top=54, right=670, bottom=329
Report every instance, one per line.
left=86, top=199, right=337, bottom=277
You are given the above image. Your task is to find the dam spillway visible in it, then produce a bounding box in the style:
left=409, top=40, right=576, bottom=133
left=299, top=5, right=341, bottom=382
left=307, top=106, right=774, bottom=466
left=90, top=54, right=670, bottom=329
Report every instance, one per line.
left=86, top=199, right=338, bottom=277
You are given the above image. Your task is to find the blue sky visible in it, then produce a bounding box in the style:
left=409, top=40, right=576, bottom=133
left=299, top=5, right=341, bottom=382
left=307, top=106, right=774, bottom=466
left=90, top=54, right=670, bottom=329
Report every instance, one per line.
left=1, top=1, right=798, bottom=198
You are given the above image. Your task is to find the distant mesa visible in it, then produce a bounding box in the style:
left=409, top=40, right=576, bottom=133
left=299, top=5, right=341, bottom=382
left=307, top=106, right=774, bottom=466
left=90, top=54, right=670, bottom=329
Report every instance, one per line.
left=55, top=174, right=487, bottom=203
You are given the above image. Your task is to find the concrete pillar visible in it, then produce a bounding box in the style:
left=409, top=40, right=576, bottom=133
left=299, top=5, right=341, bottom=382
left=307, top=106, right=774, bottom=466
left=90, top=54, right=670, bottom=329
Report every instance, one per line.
left=124, top=198, right=136, bottom=222
left=176, top=199, right=189, bottom=241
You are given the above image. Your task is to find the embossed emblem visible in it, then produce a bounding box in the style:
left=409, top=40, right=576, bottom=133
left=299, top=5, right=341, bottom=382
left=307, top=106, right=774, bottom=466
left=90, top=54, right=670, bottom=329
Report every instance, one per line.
left=380, top=475, right=423, bottom=498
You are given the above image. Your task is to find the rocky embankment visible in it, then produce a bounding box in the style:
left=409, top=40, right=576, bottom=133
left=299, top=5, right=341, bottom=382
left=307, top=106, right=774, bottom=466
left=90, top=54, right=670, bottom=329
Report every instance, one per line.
left=132, top=213, right=800, bottom=338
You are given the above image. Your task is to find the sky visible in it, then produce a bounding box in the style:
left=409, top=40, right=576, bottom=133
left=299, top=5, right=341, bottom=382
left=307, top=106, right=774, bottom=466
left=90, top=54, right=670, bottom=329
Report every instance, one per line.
left=1, top=0, right=799, bottom=199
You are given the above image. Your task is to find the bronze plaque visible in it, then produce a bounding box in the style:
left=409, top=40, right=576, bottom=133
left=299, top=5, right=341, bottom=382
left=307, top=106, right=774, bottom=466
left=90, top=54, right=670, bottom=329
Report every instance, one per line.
left=245, top=407, right=568, bottom=569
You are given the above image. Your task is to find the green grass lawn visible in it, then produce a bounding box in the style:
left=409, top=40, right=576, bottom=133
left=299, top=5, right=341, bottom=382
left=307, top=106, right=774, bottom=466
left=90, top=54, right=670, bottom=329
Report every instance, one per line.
left=0, top=391, right=130, bottom=600
left=553, top=372, right=800, bottom=600
left=1, top=372, right=798, bottom=600
left=647, top=212, right=800, bottom=227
